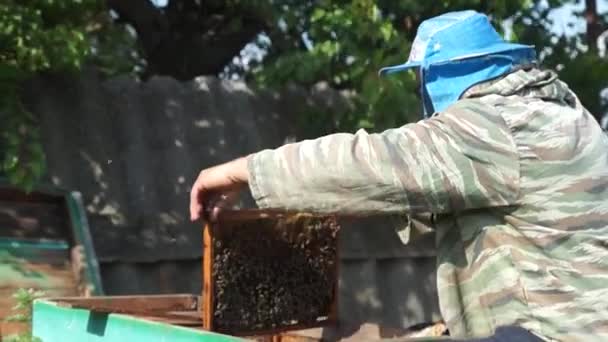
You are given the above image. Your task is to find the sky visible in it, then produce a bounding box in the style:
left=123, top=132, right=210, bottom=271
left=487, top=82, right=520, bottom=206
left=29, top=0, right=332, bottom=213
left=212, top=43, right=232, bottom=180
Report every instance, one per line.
left=550, top=0, right=608, bottom=36
left=150, top=0, right=168, bottom=6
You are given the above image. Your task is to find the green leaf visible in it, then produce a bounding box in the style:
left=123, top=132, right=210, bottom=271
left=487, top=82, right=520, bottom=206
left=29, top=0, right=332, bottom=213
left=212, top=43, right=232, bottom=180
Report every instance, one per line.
left=3, top=155, right=18, bottom=171
left=5, top=313, right=27, bottom=322
left=0, top=64, right=26, bottom=82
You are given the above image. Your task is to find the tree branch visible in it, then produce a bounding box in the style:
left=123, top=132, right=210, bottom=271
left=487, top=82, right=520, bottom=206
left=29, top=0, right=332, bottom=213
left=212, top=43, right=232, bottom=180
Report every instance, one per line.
left=585, top=0, right=601, bottom=52
left=105, top=0, right=267, bottom=80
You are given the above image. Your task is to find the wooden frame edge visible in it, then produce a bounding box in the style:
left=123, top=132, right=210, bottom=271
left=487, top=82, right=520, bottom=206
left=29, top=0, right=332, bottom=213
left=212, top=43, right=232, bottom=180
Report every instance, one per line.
left=202, top=221, right=214, bottom=330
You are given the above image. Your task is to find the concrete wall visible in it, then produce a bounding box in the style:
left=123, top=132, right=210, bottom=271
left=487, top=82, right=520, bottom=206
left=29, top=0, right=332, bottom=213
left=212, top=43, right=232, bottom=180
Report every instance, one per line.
left=27, top=70, right=441, bottom=338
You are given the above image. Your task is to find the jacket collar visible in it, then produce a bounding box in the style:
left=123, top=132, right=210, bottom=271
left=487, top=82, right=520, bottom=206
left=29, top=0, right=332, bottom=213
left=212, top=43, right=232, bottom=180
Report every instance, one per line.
left=462, top=68, right=577, bottom=107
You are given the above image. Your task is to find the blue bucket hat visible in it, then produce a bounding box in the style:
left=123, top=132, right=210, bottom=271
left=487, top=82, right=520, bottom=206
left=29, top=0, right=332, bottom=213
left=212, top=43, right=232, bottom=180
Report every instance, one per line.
left=379, top=10, right=537, bottom=117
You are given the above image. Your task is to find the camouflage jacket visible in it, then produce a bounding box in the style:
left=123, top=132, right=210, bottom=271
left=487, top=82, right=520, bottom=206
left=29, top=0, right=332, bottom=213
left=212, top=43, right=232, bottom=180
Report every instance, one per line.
left=247, top=68, right=608, bottom=341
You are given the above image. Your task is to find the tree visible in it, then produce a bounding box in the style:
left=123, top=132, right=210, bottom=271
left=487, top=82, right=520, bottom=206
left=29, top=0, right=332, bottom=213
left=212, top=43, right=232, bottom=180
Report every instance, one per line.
left=2, top=0, right=607, bottom=189
left=512, top=0, right=608, bottom=118
left=250, top=0, right=608, bottom=134
left=585, top=0, right=602, bottom=52
left=105, top=0, right=271, bottom=80
left=251, top=0, right=542, bottom=135
left=0, top=0, right=135, bottom=190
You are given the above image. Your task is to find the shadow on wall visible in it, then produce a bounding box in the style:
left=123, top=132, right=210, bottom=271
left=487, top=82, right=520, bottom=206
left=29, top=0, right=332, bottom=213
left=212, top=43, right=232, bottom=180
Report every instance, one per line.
left=28, top=69, right=346, bottom=262
left=311, top=256, right=440, bottom=340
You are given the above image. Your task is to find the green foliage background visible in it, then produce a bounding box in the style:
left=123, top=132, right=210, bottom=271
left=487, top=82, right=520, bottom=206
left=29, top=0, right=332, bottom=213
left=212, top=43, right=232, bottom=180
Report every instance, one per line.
left=1, top=0, right=607, bottom=189
left=254, top=0, right=608, bottom=136
left=0, top=0, right=138, bottom=190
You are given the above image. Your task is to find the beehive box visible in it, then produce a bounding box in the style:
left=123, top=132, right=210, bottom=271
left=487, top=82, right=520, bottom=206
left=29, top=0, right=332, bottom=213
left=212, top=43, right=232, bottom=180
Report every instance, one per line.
left=202, top=210, right=340, bottom=336
left=33, top=295, right=324, bottom=342
left=0, top=184, right=102, bottom=338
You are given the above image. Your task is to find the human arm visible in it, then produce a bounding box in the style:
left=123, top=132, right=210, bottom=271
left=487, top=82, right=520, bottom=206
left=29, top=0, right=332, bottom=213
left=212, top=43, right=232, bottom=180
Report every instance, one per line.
left=189, top=156, right=249, bottom=221
left=190, top=100, right=520, bottom=220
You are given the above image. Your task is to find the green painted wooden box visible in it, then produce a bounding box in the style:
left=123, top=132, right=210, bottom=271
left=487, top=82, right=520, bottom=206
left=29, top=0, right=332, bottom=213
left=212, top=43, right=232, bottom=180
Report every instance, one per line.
left=32, top=295, right=322, bottom=342
left=0, top=181, right=103, bottom=338
left=32, top=297, right=243, bottom=342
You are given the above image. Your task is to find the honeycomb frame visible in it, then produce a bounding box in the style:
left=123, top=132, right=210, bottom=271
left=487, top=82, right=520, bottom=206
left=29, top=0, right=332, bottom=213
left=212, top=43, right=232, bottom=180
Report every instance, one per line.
left=202, top=209, right=339, bottom=336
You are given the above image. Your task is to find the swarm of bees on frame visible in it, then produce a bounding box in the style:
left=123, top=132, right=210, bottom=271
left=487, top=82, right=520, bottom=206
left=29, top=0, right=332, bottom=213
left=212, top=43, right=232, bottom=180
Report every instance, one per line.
left=211, top=214, right=339, bottom=332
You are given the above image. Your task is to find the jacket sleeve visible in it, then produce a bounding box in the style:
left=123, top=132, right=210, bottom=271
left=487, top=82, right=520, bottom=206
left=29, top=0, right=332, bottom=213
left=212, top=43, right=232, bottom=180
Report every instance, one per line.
left=247, top=100, right=520, bottom=215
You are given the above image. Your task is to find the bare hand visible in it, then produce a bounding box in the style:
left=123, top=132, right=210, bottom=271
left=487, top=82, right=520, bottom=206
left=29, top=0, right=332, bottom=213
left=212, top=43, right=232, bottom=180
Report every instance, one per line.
left=189, top=156, right=250, bottom=221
